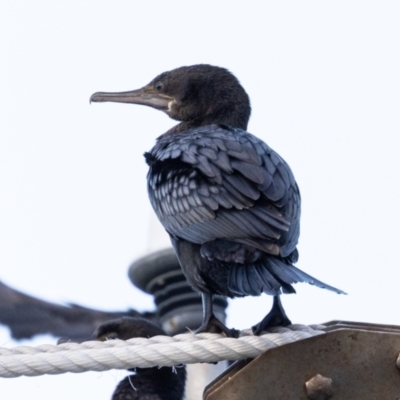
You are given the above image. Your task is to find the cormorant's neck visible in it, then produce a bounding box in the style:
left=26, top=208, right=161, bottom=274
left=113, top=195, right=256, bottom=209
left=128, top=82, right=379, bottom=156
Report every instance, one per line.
left=162, top=105, right=250, bottom=136
left=162, top=118, right=212, bottom=136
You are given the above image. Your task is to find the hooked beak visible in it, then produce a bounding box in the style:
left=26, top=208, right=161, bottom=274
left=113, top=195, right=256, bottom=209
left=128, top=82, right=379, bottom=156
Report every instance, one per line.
left=90, top=86, right=173, bottom=111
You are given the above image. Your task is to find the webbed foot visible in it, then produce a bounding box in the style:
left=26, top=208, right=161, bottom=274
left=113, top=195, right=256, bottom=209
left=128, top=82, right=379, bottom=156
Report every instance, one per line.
left=197, top=292, right=239, bottom=337
left=196, top=314, right=239, bottom=337
left=252, top=295, right=291, bottom=335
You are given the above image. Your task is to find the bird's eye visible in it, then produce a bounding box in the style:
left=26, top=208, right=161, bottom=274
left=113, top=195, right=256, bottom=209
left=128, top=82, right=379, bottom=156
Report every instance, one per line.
left=155, top=82, right=164, bottom=92
left=105, top=333, right=118, bottom=340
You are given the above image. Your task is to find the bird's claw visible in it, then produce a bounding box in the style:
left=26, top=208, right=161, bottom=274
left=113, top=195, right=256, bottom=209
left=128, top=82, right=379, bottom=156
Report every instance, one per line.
left=252, top=310, right=291, bottom=335
left=196, top=315, right=239, bottom=338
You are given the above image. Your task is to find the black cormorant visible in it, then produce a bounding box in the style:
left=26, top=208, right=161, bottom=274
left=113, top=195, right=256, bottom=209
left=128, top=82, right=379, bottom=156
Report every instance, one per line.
left=94, top=317, right=186, bottom=400
left=90, top=65, right=345, bottom=336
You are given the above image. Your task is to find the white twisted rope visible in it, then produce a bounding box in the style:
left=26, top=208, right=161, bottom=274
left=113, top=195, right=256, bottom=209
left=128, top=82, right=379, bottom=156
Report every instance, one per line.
left=0, top=324, right=325, bottom=378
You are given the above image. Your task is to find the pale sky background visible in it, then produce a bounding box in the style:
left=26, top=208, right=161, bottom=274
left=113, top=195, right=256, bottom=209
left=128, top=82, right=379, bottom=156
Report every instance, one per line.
left=1, top=1, right=400, bottom=398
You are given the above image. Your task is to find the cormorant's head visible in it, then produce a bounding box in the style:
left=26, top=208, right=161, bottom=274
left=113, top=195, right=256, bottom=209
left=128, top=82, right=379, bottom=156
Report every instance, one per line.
left=90, top=64, right=251, bottom=133
left=94, top=317, right=164, bottom=341
left=97, top=318, right=186, bottom=400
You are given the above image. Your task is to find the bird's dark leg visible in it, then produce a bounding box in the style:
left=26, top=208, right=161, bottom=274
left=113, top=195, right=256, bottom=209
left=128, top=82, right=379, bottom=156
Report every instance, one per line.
left=196, top=293, right=238, bottom=337
left=252, top=295, right=292, bottom=335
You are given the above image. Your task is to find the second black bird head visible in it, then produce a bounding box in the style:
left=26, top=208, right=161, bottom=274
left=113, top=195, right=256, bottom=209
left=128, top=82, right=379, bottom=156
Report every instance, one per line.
left=94, top=317, right=164, bottom=341
left=94, top=318, right=187, bottom=400
left=90, top=64, right=251, bottom=133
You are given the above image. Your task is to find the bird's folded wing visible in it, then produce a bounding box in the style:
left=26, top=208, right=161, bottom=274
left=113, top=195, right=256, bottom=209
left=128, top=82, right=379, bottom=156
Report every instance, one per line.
left=147, top=126, right=300, bottom=254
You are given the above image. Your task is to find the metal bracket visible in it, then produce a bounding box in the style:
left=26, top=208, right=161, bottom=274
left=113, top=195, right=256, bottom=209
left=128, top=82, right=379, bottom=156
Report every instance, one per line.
left=203, top=321, right=400, bottom=400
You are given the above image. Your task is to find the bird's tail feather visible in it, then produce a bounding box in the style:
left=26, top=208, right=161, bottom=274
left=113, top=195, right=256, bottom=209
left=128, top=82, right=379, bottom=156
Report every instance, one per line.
left=270, top=261, right=346, bottom=295
left=228, top=256, right=346, bottom=297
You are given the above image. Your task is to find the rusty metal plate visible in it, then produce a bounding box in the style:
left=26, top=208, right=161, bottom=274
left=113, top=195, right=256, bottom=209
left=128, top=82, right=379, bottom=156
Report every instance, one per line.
left=203, top=329, right=400, bottom=400
left=322, top=320, right=400, bottom=334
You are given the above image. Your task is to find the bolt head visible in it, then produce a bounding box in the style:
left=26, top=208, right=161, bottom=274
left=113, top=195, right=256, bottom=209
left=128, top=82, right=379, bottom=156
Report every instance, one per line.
left=305, top=374, right=333, bottom=400
left=396, top=353, right=400, bottom=370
